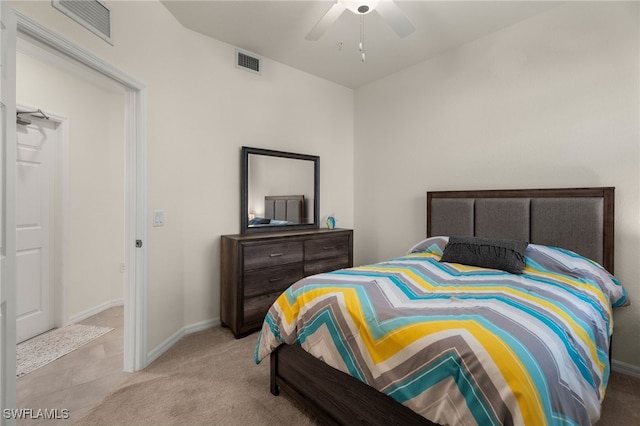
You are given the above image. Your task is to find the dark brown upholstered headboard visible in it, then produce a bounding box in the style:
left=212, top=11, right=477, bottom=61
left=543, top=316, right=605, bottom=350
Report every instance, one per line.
left=427, top=188, right=615, bottom=273
left=265, top=195, right=304, bottom=223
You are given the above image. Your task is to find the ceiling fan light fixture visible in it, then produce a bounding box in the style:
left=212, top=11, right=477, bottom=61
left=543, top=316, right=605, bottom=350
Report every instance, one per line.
left=305, top=0, right=414, bottom=42
left=343, top=1, right=379, bottom=15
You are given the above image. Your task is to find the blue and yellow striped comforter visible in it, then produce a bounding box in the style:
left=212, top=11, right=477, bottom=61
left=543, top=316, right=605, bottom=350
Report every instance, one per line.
left=255, top=236, right=629, bottom=425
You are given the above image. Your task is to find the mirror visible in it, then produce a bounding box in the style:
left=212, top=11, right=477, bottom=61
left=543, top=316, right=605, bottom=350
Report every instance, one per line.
left=241, top=146, right=320, bottom=233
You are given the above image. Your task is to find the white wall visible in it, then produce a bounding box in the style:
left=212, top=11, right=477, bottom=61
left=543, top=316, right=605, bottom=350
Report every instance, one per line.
left=354, top=2, right=639, bottom=367
left=16, top=50, right=125, bottom=321
left=10, top=0, right=354, bottom=355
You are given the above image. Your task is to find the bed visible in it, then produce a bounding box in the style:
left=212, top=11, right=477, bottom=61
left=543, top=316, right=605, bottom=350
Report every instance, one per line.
left=249, top=195, right=305, bottom=226
left=254, top=187, right=629, bottom=425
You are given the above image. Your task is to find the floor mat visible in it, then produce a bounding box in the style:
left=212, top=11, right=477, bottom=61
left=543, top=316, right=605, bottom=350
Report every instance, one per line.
left=17, top=324, right=114, bottom=377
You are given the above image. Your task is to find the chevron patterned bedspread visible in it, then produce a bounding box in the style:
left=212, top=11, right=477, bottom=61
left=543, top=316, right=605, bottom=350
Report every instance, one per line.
left=255, top=236, right=629, bottom=426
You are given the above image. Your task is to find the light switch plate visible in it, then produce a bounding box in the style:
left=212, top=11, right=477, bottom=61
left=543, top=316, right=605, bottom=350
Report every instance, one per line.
left=153, top=210, right=165, bottom=227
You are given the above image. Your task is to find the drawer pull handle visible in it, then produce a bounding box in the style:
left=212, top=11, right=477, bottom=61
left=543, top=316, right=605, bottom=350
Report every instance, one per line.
left=268, top=278, right=282, bottom=283
left=323, top=246, right=336, bottom=250
left=269, top=253, right=284, bottom=257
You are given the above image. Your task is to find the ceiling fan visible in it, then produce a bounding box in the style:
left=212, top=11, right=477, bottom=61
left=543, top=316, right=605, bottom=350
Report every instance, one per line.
left=305, top=0, right=416, bottom=42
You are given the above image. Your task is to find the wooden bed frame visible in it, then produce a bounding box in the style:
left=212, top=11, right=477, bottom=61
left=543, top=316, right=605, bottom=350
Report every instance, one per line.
left=269, top=187, right=615, bottom=425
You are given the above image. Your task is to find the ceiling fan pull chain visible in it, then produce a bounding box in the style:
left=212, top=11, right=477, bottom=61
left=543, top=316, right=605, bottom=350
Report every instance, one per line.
left=360, top=13, right=366, bottom=62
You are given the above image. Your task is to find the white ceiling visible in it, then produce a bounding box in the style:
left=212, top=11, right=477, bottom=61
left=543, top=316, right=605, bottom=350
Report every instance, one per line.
left=161, top=1, right=561, bottom=89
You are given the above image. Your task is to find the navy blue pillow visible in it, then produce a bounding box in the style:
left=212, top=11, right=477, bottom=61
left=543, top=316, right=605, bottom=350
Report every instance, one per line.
left=440, top=236, right=528, bottom=274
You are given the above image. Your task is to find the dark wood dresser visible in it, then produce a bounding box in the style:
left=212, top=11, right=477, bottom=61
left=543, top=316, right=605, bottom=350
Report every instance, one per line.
left=220, top=228, right=353, bottom=338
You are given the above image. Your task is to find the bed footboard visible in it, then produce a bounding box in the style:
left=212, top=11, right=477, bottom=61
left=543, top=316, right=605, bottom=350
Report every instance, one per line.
left=270, top=344, right=437, bottom=426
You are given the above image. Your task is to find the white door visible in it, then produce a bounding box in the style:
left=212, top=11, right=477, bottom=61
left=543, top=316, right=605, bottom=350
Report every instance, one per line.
left=16, top=117, right=55, bottom=343
left=1, top=0, right=18, bottom=421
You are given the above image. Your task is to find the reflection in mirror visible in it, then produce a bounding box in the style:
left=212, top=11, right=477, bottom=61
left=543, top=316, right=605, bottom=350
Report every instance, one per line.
left=241, top=147, right=320, bottom=234
left=248, top=155, right=314, bottom=225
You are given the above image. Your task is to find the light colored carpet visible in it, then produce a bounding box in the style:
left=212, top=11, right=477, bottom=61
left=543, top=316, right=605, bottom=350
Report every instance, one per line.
left=75, top=327, right=318, bottom=426
left=73, top=324, right=640, bottom=426
left=17, top=324, right=114, bottom=378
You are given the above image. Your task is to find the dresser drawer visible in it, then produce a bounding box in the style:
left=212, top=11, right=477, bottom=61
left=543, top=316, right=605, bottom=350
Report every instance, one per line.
left=305, top=236, right=350, bottom=261
left=244, top=293, right=282, bottom=325
left=305, top=256, right=351, bottom=275
left=244, top=264, right=304, bottom=299
left=243, top=241, right=303, bottom=271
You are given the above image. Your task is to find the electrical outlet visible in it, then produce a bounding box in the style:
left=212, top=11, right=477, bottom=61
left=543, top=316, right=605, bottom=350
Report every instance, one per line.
left=153, top=210, right=165, bottom=227
left=120, top=263, right=126, bottom=273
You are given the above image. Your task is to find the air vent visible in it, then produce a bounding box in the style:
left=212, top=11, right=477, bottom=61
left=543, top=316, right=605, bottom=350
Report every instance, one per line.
left=236, top=49, right=261, bottom=75
left=52, top=0, right=113, bottom=45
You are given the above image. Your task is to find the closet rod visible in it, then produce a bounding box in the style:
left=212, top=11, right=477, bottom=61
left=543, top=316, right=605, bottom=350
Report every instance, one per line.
left=17, top=108, right=50, bottom=120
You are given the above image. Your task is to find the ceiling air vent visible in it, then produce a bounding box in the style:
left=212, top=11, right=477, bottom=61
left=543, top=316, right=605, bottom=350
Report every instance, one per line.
left=236, top=49, right=261, bottom=75
left=52, top=0, right=113, bottom=45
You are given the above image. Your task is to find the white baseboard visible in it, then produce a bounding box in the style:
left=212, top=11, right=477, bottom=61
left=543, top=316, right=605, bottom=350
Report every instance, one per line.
left=145, top=317, right=221, bottom=367
left=68, top=298, right=124, bottom=324
left=69, top=299, right=223, bottom=370
left=184, top=317, right=221, bottom=335
left=612, top=359, right=640, bottom=378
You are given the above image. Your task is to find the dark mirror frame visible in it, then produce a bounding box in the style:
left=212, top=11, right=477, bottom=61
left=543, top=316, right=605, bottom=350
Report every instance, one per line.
left=241, top=146, right=320, bottom=234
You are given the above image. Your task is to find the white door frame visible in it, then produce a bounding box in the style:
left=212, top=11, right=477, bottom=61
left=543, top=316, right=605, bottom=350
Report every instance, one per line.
left=1, top=2, right=19, bottom=422
left=14, top=11, right=148, bottom=372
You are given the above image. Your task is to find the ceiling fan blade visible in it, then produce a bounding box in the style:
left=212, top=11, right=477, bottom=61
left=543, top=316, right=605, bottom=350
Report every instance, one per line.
left=376, top=1, right=415, bottom=38
left=305, top=2, right=347, bottom=41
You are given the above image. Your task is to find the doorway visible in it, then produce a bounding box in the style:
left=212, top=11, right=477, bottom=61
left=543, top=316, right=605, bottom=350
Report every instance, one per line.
left=16, top=34, right=127, bottom=365
left=15, top=11, right=148, bottom=373
left=0, top=10, right=148, bottom=414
